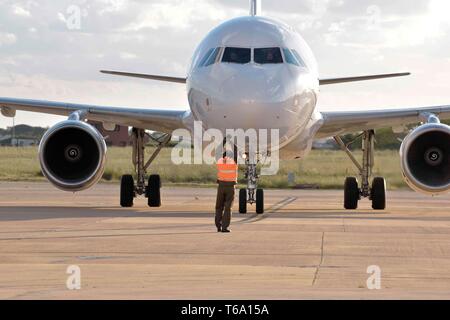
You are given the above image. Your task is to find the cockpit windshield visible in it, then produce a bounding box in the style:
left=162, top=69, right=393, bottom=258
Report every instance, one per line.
left=254, top=47, right=283, bottom=64
left=222, top=47, right=251, bottom=64
left=197, top=46, right=306, bottom=68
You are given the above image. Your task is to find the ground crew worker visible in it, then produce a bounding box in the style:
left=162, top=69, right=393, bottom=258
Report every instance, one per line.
left=215, top=151, right=238, bottom=233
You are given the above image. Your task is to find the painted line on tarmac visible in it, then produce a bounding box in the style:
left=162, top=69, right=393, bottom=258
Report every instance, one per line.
left=237, top=196, right=298, bottom=224
left=267, top=196, right=298, bottom=213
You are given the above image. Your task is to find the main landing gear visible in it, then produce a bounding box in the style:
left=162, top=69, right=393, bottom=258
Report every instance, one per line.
left=120, top=128, right=171, bottom=208
left=239, top=155, right=264, bottom=215
left=334, top=130, right=386, bottom=211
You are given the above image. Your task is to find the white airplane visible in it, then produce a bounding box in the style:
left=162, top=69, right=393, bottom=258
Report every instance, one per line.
left=1, top=0, right=449, bottom=213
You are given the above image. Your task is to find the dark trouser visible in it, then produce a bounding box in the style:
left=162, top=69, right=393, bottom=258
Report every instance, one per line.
left=215, top=182, right=236, bottom=230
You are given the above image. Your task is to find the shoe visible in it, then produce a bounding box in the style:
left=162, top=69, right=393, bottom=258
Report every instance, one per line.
left=221, top=229, right=231, bottom=233
left=217, top=227, right=222, bottom=232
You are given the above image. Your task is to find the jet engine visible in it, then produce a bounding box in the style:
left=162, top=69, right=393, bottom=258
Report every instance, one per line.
left=400, top=122, right=450, bottom=195
left=38, top=120, right=107, bottom=192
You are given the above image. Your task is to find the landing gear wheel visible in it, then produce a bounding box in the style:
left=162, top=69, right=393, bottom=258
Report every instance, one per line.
left=147, top=175, right=162, bottom=207
left=256, top=189, right=264, bottom=214
left=239, top=189, right=247, bottom=214
left=120, top=175, right=134, bottom=208
left=344, top=177, right=359, bottom=210
left=371, top=177, right=386, bottom=210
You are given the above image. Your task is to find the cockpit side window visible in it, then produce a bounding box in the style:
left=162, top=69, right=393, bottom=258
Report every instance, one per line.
left=291, top=49, right=306, bottom=68
left=222, top=47, right=251, bottom=64
left=198, top=48, right=215, bottom=68
left=283, top=48, right=300, bottom=66
left=254, top=47, right=283, bottom=64
left=204, top=47, right=221, bottom=67
left=198, top=48, right=221, bottom=68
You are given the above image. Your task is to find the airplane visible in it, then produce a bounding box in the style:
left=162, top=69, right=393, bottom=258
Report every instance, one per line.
left=0, top=0, right=449, bottom=214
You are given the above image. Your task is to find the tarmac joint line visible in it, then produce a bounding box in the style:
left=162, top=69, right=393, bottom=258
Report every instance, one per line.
left=312, top=232, right=325, bottom=286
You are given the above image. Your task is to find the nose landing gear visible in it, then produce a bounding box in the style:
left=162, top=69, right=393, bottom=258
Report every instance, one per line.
left=239, top=155, right=264, bottom=214
left=120, top=128, right=171, bottom=208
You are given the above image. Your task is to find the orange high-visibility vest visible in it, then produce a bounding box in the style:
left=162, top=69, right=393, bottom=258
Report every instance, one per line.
left=217, top=157, right=238, bottom=183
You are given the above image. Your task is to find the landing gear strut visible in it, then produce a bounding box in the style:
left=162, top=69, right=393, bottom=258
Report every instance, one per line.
left=239, top=155, right=264, bottom=215
left=334, top=130, right=386, bottom=210
left=120, top=128, right=171, bottom=208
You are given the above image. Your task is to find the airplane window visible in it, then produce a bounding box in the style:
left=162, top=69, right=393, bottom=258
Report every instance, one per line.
left=204, top=47, right=221, bottom=67
left=291, top=49, right=306, bottom=68
left=198, top=48, right=215, bottom=68
left=254, top=48, right=283, bottom=64
left=283, top=48, right=300, bottom=66
left=222, top=47, right=251, bottom=64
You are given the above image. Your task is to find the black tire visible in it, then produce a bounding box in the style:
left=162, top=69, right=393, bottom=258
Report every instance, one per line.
left=371, top=177, right=386, bottom=210
left=344, top=177, right=359, bottom=210
left=239, top=189, right=247, bottom=214
left=147, top=175, right=162, bottom=207
left=120, top=175, right=134, bottom=208
left=256, top=189, right=264, bottom=214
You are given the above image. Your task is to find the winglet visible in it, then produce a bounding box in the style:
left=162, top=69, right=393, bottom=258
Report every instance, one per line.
left=319, top=72, right=411, bottom=86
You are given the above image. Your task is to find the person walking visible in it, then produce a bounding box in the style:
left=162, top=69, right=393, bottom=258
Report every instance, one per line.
left=215, top=151, right=238, bottom=233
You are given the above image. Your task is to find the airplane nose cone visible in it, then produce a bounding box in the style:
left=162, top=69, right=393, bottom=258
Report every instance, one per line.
left=220, top=65, right=289, bottom=104
left=188, top=64, right=317, bottom=147
left=213, top=65, right=293, bottom=129
left=212, top=65, right=315, bottom=144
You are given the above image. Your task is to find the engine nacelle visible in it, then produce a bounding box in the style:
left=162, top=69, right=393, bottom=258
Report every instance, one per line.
left=400, top=123, right=450, bottom=195
left=38, top=121, right=107, bottom=192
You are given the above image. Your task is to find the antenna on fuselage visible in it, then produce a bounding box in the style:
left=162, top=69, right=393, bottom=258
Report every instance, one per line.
left=250, top=0, right=261, bottom=16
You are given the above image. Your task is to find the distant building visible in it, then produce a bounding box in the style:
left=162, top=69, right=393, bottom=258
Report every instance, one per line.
left=88, top=121, right=131, bottom=147
left=0, top=135, right=39, bottom=147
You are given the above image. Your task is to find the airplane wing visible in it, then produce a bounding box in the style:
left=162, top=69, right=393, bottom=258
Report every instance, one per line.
left=0, top=97, right=191, bottom=134
left=317, top=105, right=450, bottom=138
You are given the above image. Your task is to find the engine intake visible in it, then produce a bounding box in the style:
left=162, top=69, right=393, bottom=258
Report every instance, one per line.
left=400, top=123, right=450, bottom=195
left=39, top=121, right=107, bottom=192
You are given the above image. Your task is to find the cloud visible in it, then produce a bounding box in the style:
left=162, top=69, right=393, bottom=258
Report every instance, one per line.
left=320, top=0, right=450, bottom=50
left=1, top=0, right=450, bottom=129
left=124, top=0, right=227, bottom=31
left=98, top=0, right=129, bottom=15
left=0, top=33, right=17, bottom=46
left=119, top=52, right=137, bottom=60
left=12, top=4, right=32, bottom=17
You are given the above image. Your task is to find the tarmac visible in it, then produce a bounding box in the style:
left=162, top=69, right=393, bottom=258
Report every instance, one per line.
left=0, top=182, right=449, bottom=300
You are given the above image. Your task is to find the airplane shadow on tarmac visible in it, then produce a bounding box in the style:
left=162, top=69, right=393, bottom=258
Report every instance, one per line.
left=0, top=206, right=445, bottom=223
left=0, top=206, right=217, bottom=221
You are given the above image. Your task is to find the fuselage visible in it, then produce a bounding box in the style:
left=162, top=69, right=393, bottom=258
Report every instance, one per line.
left=186, top=16, right=323, bottom=159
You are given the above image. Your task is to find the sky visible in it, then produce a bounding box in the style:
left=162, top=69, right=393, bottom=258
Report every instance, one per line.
left=1, top=0, right=450, bottom=128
